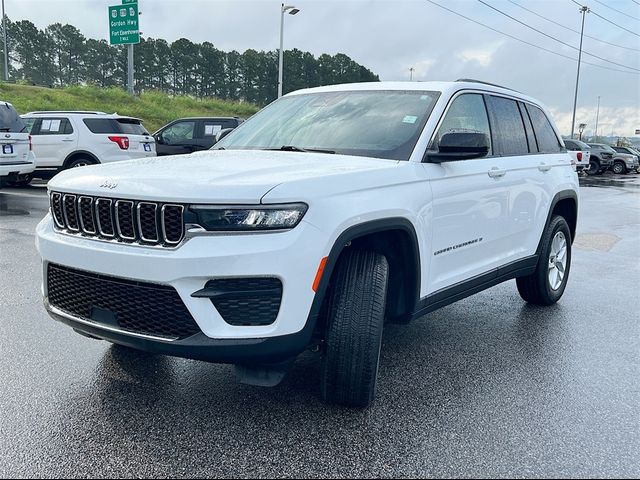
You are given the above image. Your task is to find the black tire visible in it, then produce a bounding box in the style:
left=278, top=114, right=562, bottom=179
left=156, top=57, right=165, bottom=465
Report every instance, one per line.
left=612, top=161, right=627, bottom=175
left=517, top=215, right=572, bottom=306
left=67, top=157, right=95, bottom=169
left=320, top=249, right=389, bottom=408
left=586, top=160, right=600, bottom=175
left=8, top=174, right=33, bottom=187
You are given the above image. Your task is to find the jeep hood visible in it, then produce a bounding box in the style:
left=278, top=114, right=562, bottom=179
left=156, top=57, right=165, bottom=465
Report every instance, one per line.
left=48, top=149, right=399, bottom=203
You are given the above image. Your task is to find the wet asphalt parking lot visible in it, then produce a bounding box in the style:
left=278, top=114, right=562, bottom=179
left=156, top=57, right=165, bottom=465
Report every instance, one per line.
left=0, top=174, right=639, bottom=478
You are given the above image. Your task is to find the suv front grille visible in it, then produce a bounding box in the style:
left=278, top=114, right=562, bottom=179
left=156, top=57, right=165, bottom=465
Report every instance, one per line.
left=47, top=264, right=201, bottom=340
left=50, top=192, right=184, bottom=247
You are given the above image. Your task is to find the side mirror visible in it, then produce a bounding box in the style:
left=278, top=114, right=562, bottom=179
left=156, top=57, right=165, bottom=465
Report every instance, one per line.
left=214, top=128, right=234, bottom=144
left=425, top=132, right=490, bottom=163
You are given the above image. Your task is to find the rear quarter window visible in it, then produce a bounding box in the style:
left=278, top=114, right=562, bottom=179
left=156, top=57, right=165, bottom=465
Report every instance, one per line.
left=83, top=118, right=149, bottom=135
left=0, top=103, right=26, bottom=132
left=525, top=104, right=562, bottom=153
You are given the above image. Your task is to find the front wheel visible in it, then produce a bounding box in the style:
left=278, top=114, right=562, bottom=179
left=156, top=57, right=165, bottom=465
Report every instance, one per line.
left=320, top=249, right=389, bottom=408
left=612, top=161, right=627, bottom=175
left=516, top=215, right=572, bottom=306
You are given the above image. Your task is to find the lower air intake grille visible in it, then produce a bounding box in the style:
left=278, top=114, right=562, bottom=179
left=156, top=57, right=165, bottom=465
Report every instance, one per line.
left=47, top=264, right=201, bottom=340
left=205, top=277, right=283, bottom=326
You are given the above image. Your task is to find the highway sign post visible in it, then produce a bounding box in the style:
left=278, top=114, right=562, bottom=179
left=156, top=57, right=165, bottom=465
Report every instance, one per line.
left=109, top=1, right=139, bottom=95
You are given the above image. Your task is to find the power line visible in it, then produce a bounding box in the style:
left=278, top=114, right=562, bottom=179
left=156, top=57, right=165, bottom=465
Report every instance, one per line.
left=592, top=0, right=640, bottom=22
left=478, top=0, right=640, bottom=72
left=633, top=0, right=640, bottom=6
left=506, top=0, right=640, bottom=52
left=423, top=0, right=639, bottom=75
left=571, top=0, right=640, bottom=37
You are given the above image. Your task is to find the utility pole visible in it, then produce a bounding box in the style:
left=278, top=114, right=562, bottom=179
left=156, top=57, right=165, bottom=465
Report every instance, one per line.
left=278, top=4, right=300, bottom=98
left=594, top=95, right=600, bottom=139
left=409, top=67, right=415, bottom=81
left=570, top=5, right=589, bottom=139
left=127, top=43, right=134, bottom=95
left=2, top=0, right=8, bottom=81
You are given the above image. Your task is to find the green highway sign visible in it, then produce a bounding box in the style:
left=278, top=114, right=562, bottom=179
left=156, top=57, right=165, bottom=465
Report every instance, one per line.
left=122, top=0, right=137, bottom=4
left=109, top=3, right=140, bottom=45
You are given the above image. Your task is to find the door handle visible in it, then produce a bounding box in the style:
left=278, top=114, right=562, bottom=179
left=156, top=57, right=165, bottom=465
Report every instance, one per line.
left=538, top=162, right=552, bottom=172
left=62, top=139, right=74, bottom=142
left=488, top=167, right=506, bottom=178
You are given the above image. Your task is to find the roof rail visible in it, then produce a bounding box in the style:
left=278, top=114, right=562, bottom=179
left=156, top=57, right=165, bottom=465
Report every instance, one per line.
left=25, top=110, right=107, bottom=115
left=455, top=78, right=517, bottom=92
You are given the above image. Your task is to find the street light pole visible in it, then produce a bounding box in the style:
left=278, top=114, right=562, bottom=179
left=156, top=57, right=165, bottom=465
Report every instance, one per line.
left=2, top=0, right=8, bottom=81
left=409, top=67, right=415, bottom=81
left=594, top=95, right=600, bottom=139
left=278, top=3, right=299, bottom=98
left=570, top=5, right=589, bottom=139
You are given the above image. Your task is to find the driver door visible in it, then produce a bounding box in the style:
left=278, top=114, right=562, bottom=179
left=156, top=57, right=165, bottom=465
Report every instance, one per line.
left=155, top=120, right=197, bottom=156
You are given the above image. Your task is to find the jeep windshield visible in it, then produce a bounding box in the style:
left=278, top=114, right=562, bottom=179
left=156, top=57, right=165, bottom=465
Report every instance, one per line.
left=215, top=90, right=440, bottom=161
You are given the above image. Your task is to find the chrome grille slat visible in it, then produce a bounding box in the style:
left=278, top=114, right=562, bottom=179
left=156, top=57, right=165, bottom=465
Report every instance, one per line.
left=115, top=200, right=136, bottom=241
left=62, top=194, right=79, bottom=232
left=137, top=202, right=159, bottom=243
left=161, top=204, right=184, bottom=245
left=78, top=196, right=96, bottom=234
left=50, top=192, right=65, bottom=228
left=50, top=192, right=185, bottom=248
left=95, top=198, right=115, bottom=238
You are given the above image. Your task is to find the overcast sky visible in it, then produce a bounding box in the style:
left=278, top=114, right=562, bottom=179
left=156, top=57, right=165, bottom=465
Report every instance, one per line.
left=7, top=0, right=640, bottom=137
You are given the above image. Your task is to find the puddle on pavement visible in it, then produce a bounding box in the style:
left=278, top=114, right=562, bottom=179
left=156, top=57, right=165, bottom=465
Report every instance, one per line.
left=579, top=175, right=640, bottom=189
left=574, top=232, right=621, bottom=252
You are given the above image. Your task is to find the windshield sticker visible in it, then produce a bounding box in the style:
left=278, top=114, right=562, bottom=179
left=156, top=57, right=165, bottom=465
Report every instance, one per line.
left=403, top=115, right=418, bottom=124
left=420, top=95, right=430, bottom=101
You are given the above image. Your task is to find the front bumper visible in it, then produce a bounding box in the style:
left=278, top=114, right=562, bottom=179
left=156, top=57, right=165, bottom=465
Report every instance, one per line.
left=36, top=214, right=329, bottom=360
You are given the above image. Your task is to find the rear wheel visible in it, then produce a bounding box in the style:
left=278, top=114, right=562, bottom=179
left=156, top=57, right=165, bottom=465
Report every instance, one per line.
left=517, top=215, right=572, bottom=306
left=8, top=174, right=33, bottom=187
left=67, top=157, right=95, bottom=169
left=612, top=161, right=627, bottom=175
left=320, top=249, right=389, bottom=408
left=586, top=160, right=600, bottom=175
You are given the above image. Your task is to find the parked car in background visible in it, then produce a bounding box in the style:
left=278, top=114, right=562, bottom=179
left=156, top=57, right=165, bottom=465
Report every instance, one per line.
left=153, top=117, right=244, bottom=156
left=0, top=101, right=35, bottom=186
left=563, top=139, right=590, bottom=173
left=19, top=111, right=156, bottom=185
left=611, top=146, right=640, bottom=174
left=586, top=143, right=615, bottom=175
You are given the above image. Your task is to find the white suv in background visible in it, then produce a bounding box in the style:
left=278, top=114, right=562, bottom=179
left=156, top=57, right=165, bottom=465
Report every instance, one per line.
left=19, top=111, right=156, bottom=185
left=37, top=80, right=578, bottom=407
left=0, top=101, right=35, bottom=186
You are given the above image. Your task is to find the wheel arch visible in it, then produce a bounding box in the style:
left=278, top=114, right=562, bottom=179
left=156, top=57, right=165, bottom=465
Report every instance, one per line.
left=537, top=190, right=578, bottom=253
left=309, top=218, right=421, bottom=339
left=62, top=151, right=100, bottom=169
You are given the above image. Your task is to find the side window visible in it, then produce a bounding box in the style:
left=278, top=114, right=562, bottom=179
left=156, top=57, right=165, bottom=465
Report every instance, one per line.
left=433, top=93, right=491, bottom=154
left=36, top=118, right=73, bottom=135
left=518, top=101, right=538, bottom=153
left=203, top=122, right=224, bottom=138
left=525, top=104, right=562, bottom=153
left=161, top=121, right=195, bottom=144
left=22, top=118, right=36, bottom=133
left=488, top=96, right=528, bottom=156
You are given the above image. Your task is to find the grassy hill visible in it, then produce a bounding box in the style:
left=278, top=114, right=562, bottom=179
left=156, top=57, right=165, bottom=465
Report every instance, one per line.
left=0, top=83, right=259, bottom=133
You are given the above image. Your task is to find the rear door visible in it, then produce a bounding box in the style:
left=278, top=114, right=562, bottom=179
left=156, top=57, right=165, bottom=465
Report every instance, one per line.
left=199, top=119, right=238, bottom=150
left=29, top=117, right=77, bottom=168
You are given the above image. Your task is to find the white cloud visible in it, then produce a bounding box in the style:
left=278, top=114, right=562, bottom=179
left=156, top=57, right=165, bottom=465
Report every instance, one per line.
left=457, top=41, right=504, bottom=67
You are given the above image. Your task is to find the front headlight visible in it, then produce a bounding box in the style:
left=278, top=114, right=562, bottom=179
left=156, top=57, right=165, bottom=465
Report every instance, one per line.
left=189, top=203, right=308, bottom=231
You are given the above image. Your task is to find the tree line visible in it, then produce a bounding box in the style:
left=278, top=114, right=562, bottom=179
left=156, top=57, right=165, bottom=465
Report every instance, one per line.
left=0, top=17, right=379, bottom=105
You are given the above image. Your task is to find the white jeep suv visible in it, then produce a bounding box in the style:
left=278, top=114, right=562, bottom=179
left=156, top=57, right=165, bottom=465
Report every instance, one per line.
left=36, top=80, right=578, bottom=407
left=20, top=111, right=156, bottom=185
left=0, top=101, right=35, bottom=186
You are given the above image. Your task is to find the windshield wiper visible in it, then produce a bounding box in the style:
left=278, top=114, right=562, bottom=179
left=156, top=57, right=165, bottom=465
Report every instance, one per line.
left=265, top=145, right=336, bottom=154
